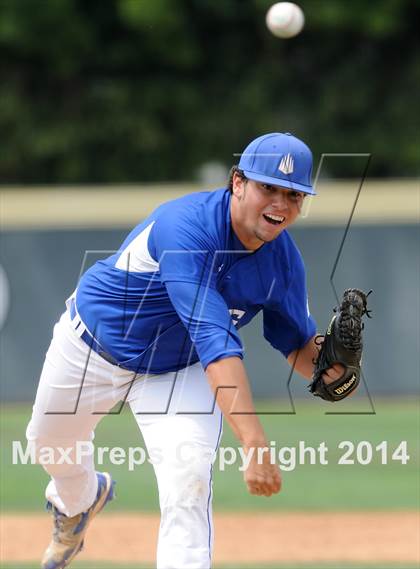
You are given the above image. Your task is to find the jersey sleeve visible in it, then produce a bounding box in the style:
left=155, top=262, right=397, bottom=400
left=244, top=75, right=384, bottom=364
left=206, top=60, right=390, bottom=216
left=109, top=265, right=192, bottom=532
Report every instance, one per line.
left=263, top=254, right=316, bottom=358
left=165, top=281, right=244, bottom=369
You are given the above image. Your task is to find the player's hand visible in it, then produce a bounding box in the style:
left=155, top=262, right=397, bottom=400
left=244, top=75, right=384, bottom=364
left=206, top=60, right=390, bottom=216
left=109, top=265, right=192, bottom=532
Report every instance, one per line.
left=242, top=444, right=282, bottom=497
left=322, top=362, right=345, bottom=385
left=315, top=337, right=346, bottom=385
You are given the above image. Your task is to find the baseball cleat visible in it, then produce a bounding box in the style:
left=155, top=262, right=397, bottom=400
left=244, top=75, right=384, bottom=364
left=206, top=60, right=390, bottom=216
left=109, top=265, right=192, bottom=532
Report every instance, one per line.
left=41, top=472, right=115, bottom=569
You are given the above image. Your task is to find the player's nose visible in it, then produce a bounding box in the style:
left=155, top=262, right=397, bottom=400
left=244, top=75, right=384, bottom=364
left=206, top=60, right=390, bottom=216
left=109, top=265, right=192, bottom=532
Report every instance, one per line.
left=272, top=191, right=289, bottom=210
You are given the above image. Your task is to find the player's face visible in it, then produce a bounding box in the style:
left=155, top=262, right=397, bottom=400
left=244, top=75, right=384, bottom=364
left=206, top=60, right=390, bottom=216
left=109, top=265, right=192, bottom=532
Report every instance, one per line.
left=231, top=173, right=305, bottom=250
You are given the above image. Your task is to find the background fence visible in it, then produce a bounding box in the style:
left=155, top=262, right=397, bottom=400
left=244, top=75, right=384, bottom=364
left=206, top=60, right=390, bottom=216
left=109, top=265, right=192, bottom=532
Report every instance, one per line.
left=1, top=180, right=418, bottom=402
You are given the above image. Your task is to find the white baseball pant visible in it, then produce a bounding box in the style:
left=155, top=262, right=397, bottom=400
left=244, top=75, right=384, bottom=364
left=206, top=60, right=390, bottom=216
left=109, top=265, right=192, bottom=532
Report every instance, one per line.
left=26, top=307, right=223, bottom=569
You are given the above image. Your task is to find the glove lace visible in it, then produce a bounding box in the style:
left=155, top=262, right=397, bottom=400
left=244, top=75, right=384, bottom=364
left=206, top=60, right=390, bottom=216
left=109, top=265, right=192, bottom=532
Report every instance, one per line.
left=312, top=334, right=324, bottom=365
left=336, top=289, right=372, bottom=351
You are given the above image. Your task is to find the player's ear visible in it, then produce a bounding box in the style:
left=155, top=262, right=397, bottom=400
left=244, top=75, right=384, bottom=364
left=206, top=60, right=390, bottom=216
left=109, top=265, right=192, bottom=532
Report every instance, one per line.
left=232, top=172, right=246, bottom=199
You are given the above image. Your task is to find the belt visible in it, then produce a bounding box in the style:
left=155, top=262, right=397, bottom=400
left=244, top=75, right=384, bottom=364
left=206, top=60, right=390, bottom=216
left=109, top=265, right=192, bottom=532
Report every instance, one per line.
left=69, top=299, right=128, bottom=369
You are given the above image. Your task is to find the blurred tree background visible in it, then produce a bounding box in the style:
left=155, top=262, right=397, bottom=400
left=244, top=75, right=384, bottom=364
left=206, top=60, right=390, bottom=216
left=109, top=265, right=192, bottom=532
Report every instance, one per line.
left=0, top=0, right=418, bottom=184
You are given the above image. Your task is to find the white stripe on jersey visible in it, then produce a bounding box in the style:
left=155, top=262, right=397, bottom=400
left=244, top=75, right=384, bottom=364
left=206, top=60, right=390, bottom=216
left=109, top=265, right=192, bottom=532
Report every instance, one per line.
left=115, top=222, right=159, bottom=273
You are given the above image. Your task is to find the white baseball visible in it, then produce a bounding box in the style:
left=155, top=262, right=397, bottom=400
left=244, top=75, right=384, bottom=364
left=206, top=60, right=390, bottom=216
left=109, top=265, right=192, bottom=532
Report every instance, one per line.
left=266, top=2, right=305, bottom=39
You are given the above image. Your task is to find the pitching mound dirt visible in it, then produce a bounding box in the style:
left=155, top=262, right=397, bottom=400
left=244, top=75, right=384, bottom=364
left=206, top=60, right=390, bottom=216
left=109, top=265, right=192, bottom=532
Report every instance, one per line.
left=1, top=511, right=419, bottom=565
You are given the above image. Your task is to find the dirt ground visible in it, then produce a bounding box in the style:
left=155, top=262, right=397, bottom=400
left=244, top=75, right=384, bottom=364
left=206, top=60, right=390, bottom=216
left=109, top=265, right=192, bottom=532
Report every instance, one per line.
left=1, top=511, right=419, bottom=565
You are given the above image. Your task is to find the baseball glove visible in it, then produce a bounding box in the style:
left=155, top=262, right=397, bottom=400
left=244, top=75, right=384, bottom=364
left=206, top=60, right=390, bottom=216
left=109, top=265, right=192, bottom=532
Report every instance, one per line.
left=309, top=288, right=372, bottom=402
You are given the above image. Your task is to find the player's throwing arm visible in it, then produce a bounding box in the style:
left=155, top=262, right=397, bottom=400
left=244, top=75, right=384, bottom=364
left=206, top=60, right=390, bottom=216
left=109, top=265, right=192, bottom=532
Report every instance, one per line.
left=206, top=357, right=282, bottom=497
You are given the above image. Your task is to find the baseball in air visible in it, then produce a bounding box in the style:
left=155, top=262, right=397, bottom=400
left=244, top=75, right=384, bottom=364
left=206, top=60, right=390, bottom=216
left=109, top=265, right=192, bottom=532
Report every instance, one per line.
left=266, top=2, right=305, bottom=39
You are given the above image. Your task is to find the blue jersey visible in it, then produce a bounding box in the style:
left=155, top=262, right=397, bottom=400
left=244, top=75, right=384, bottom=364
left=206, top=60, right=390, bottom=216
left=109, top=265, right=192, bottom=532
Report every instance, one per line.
left=75, top=188, right=316, bottom=374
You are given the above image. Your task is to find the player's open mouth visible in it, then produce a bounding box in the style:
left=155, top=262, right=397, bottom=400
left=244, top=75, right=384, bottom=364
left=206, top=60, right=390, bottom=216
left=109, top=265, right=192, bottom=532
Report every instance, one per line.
left=263, top=214, right=285, bottom=226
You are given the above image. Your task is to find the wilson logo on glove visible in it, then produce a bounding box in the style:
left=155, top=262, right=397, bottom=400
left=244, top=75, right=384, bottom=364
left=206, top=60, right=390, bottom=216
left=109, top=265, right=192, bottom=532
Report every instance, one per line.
left=334, top=374, right=357, bottom=395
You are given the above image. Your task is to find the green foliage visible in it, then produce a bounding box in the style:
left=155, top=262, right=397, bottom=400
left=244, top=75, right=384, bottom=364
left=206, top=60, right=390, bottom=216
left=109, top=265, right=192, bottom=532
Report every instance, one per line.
left=0, top=0, right=418, bottom=183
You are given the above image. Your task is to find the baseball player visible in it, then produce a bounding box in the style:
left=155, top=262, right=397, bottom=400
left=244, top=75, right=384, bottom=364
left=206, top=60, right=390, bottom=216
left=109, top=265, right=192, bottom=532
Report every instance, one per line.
left=26, top=132, right=361, bottom=569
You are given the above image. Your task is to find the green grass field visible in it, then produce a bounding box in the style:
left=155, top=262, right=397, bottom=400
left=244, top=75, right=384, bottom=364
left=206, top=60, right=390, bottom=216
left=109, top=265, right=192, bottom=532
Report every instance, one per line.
left=1, top=399, right=418, bottom=512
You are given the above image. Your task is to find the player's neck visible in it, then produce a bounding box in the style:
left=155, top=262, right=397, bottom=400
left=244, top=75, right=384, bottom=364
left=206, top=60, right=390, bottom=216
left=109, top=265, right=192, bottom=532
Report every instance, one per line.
left=230, top=207, right=264, bottom=252
left=231, top=224, right=264, bottom=252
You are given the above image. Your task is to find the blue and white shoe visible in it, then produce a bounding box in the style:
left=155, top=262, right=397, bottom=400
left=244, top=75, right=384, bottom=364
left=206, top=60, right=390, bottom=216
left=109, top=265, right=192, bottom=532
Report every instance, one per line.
left=42, top=472, right=115, bottom=569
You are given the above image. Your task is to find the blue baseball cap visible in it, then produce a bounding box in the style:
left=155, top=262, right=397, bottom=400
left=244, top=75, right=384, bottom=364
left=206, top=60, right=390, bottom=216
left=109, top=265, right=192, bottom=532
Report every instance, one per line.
left=238, top=132, right=315, bottom=195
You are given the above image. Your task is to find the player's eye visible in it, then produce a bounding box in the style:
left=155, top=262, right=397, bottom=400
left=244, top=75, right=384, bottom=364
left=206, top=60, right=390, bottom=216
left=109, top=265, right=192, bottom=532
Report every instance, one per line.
left=262, top=184, right=276, bottom=193
left=288, top=191, right=304, bottom=202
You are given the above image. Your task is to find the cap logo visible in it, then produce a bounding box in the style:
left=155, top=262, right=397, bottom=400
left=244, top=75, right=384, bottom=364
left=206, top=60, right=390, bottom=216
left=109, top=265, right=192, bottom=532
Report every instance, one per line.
left=278, top=153, right=294, bottom=174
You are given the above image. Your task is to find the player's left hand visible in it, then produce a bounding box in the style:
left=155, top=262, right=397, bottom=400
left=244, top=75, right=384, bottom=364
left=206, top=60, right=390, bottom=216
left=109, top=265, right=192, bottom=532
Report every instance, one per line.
left=309, top=288, right=371, bottom=402
left=322, top=363, right=345, bottom=385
